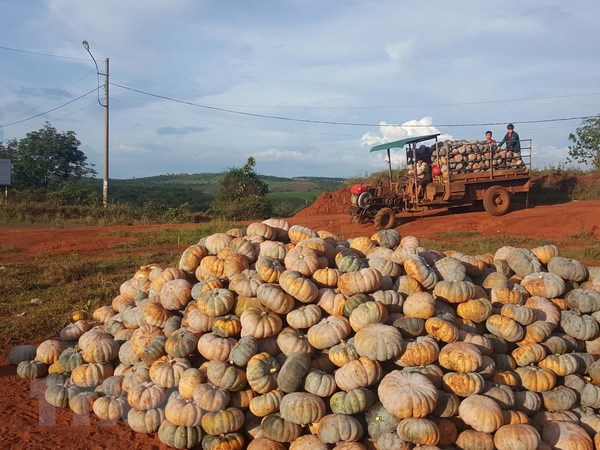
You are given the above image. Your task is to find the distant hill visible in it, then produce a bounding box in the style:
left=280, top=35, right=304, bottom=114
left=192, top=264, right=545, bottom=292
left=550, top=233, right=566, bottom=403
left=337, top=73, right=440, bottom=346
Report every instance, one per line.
left=101, top=173, right=346, bottom=212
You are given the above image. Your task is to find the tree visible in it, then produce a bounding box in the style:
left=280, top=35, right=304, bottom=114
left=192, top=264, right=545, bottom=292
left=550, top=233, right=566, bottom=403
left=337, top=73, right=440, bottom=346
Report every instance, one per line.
left=210, top=157, right=272, bottom=220
left=567, top=115, right=600, bottom=170
left=0, top=122, right=96, bottom=189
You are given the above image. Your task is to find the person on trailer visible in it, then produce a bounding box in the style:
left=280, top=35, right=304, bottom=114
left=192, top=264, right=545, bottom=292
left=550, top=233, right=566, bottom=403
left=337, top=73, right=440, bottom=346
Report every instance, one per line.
left=411, top=158, right=430, bottom=198
left=499, top=123, right=521, bottom=152
left=485, top=130, right=496, bottom=143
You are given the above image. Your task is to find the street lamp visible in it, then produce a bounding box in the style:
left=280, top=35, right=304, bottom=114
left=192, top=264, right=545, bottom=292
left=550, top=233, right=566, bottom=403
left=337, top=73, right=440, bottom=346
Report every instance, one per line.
left=82, top=40, right=109, bottom=208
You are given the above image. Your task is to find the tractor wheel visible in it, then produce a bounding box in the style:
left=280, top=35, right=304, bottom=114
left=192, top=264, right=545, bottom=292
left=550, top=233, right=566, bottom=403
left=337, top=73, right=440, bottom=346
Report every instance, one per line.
left=483, top=186, right=511, bottom=216
left=373, top=208, right=396, bottom=230
left=357, top=191, right=373, bottom=209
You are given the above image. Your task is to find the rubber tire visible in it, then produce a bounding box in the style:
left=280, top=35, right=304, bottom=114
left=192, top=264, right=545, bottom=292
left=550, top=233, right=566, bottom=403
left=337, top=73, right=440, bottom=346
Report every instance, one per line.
left=357, top=191, right=373, bottom=209
left=483, top=186, right=511, bottom=216
left=374, top=208, right=396, bottom=230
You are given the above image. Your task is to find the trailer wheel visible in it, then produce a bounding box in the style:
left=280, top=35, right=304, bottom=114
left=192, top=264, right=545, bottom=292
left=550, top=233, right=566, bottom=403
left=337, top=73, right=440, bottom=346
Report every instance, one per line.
left=483, top=186, right=510, bottom=216
left=374, top=208, right=396, bottom=230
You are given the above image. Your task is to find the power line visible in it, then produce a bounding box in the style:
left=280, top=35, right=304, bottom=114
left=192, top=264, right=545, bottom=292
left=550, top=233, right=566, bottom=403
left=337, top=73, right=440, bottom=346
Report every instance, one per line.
left=5, top=70, right=95, bottom=124
left=111, top=82, right=596, bottom=128
left=0, top=45, right=89, bottom=61
left=175, top=92, right=600, bottom=110
left=0, top=88, right=98, bottom=128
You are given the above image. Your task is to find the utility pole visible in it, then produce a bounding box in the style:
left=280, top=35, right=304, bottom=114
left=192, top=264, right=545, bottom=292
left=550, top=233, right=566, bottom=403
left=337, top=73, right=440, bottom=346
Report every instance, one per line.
left=82, top=41, right=109, bottom=207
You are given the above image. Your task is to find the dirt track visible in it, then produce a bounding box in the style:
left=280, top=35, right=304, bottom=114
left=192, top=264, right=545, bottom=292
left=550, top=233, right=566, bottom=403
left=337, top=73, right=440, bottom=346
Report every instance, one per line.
left=1, top=199, right=599, bottom=448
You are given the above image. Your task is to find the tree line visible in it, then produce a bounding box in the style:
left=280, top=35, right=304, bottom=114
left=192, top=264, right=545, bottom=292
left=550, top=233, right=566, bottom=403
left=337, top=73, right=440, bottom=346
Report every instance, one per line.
left=1, top=118, right=599, bottom=219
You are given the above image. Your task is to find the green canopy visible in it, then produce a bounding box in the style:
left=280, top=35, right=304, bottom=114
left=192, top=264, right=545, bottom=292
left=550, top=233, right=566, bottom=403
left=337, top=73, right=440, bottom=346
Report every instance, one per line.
left=369, top=133, right=441, bottom=152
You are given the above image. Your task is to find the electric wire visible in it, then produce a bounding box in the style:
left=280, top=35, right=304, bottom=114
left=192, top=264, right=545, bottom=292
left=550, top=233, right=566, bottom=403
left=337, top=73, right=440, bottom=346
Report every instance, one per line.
left=5, top=70, right=95, bottom=124
left=0, top=45, right=89, bottom=61
left=0, top=88, right=98, bottom=128
left=111, top=82, right=597, bottom=128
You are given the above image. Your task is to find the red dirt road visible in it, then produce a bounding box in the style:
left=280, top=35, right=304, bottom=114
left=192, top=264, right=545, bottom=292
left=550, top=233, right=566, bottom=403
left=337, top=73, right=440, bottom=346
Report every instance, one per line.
left=1, top=199, right=599, bottom=449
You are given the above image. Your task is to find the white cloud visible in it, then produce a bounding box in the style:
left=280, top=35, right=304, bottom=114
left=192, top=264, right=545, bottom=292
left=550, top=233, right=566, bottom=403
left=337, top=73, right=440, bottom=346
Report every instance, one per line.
left=361, top=117, right=453, bottom=148
left=384, top=38, right=416, bottom=62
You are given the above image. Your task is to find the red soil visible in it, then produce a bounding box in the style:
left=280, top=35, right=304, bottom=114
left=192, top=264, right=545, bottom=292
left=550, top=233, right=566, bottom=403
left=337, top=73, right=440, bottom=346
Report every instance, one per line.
left=1, top=194, right=600, bottom=448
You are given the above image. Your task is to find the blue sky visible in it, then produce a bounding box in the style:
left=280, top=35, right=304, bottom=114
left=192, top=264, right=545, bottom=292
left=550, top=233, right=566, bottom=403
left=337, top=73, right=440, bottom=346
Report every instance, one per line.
left=1, top=1, right=598, bottom=179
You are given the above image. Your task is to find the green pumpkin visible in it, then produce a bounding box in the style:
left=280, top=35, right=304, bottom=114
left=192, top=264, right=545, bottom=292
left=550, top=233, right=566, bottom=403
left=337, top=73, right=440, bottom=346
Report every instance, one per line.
left=59, top=347, right=85, bottom=372
left=158, top=420, right=203, bottom=449
left=330, top=388, right=375, bottom=414
left=277, top=352, right=311, bottom=393
left=16, top=360, right=48, bottom=379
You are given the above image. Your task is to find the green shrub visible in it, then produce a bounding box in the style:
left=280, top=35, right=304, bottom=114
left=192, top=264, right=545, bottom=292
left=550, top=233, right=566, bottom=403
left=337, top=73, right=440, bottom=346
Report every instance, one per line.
left=210, top=195, right=272, bottom=221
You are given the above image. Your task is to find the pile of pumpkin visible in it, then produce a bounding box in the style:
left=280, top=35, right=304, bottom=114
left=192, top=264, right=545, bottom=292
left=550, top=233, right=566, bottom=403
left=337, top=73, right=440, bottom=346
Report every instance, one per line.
left=8, top=218, right=600, bottom=449
left=426, top=139, right=526, bottom=175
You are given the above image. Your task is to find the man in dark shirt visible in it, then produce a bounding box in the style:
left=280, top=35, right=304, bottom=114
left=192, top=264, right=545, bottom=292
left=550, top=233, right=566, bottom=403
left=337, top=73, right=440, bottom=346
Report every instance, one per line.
left=499, top=123, right=521, bottom=152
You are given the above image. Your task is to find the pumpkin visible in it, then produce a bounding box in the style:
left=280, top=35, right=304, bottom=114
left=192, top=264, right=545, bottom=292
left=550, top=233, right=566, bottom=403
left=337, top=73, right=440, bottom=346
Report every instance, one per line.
left=454, top=430, right=497, bottom=450
left=192, top=382, right=230, bottom=412
left=520, top=272, right=566, bottom=298
left=458, top=394, right=503, bottom=433
left=164, top=391, right=203, bottom=427
left=368, top=256, right=402, bottom=278
left=71, top=362, right=113, bottom=387
left=304, top=369, right=337, bottom=397
left=393, top=316, right=425, bottom=338
left=178, top=368, right=205, bottom=399
left=69, top=391, right=101, bottom=416
left=317, top=413, right=363, bottom=444
left=93, top=395, right=128, bottom=422
left=548, top=256, right=588, bottom=282
left=349, top=302, right=389, bottom=332
left=286, top=304, right=321, bottom=329
left=456, top=297, right=493, bottom=323
left=240, top=306, right=283, bottom=339
left=403, top=292, right=436, bottom=319
left=127, top=407, right=165, bottom=434
left=246, top=352, right=281, bottom=394
left=211, top=315, right=242, bottom=338
left=515, top=366, right=556, bottom=392
left=537, top=353, right=579, bottom=377
left=364, top=401, right=401, bottom=440
left=336, top=356, right=382, bottom=392
left=338, top=268, right=382, bottom=296
left=276, top=327, right=313, bottom=356
left=561, top=310, right=600, bottom=340
left=307, top=315, right=352, bottom=350
left=278, top=270, right=318, bottom=303
left=149, top=356, right=190, bottom=388
left=229, top=270, right=262, bottom=298
left=45, top=379, right=80, bottom=408
left=396, top=336, right=439, bottom=367
left=201, top=433, right=244, bottom=450
left=330, top=388, right=374, bottom=415
left=260, top=413, right=302, bottom=443
left=377, top=371, right=437, bottom=419
left=283, top=245, right=319, bottom=277
left=58, top=347, right=86, bottom=373
left=530, top=244, right=559, bottom=264
left=249, top=390, right=284, bottom=417
left=127, top=381, right=166, bottom=410
left=565, top=288, right=600, bottom=314
left=277, top=352, right=311, bottom=393
left=35, top=339, right=65, bottom=364
left=486, top=314, right=524, bottom=342
left=512, top=343, right=547, bottom=367
left=424, top=316, right=459, bottom=343
left=279, top=392, right=326, bottom=425
left=438, top=341, right=483, bottom=373
left=541, top=421, right=593, bottom=450
left=205, top=360, right=247, bottom=392
left=442, top=372, right=485, bottom=397
left=403, top=256, right=438, bottom=289
left=158, top=420, right=203, bottom=449
left=197, top=332, right=236, bottom=362
left=197, top=288, right=235, bottom=316
left=434, top=256, right=467, bottom=282
left=396, top=417, right=440, bottom=446
left=540, top=385, right=578, bottom=411
left=178, top=244, right=208, bottom=276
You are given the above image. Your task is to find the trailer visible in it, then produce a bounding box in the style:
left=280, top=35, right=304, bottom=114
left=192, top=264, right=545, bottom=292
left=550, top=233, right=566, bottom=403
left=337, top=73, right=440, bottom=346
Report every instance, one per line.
left=349, top=133, right=531, bottom=230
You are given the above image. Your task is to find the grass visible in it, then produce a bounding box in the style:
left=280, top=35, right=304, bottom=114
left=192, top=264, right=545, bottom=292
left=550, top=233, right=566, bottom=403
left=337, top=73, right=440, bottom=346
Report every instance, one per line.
left=0, top=222, right=234, bottom=348
left=420, top=230, right=600, bottom=265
